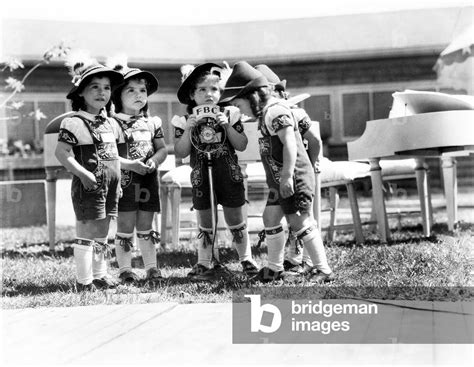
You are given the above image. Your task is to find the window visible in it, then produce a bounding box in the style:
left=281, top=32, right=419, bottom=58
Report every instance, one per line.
left=342, top=93, right=370, bottom=137
left=303, top=95, right=332, bottom=140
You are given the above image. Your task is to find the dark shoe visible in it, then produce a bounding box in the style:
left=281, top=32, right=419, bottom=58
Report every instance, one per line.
left=118, top=270, right=140, bottom=285
left=308, top=270, right=336, bottom=283
left=145, top=267, right=164, bottom=284
left=187, top=263, right=209, bottom=278
left=241, top=260, right=259, bottom=276
left=251, top=267, right=286, bottom=283
left=283, top=260, right=304, bottom=274
left=75, top=282, right=97, bottom=292
left=92, top=275, right=119, bottom=289
left=195, top=264, right=229, bottom=281
left=300, top=261, right=315, bottom=276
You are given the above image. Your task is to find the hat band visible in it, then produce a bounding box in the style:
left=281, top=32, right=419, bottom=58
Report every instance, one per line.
left=224, top=85, right=247, bottom=90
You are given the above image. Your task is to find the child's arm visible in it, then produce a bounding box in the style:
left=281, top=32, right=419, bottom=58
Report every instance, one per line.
left=145, top=138, right=168, bottom=173
left=277, top=126, right=297, bottom=199
left=119, top=156, right=149, bottom=175
left=303, top=122, right=323, bottom=171
left=55, top=141, right=97, bottom=190
left=173, top=115, right=196, bottom=158
left=216, top=112, right=248, bottom=151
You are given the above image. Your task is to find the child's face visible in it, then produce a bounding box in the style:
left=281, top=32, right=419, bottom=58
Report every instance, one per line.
left=191, top=77, right=221, bottom=106
left=231, top=98, right=254, bottom=118
left=79, top=76, right=111, bottom=114
left=120, top=79, right=148, bottom=115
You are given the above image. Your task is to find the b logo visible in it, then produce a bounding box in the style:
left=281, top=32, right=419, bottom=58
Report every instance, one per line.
left=245, top=295, right=282, bottom=333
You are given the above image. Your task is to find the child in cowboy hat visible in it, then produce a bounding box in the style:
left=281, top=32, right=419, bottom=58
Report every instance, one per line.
left=108, top=55, right=168, bottom=285
left=172, top=62, right=259, bottom=280
left=254, top=64, right=324, bottom=276
left=220, top=61, right=334, bottom=283
left=55, top=50, right=124, bottom=291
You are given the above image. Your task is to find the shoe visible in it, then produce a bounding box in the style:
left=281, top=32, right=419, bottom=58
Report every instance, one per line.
left=308, top=270, right=336, bottom=283
left=92, top=275, right=119, bottom=289
left=75, top=282, right=97, bottom=292
left=194, top=264, right=229, bottom=281
left=145, top=267, right=164, bottom=284
left=241, top=260, right=259, bottom=276
left=300, top=261, right=315, bottom=275
left=283, top=260, right=304, bottom=274
left=187, top=263, right=209, bottom=278
left=118, top=270, right=140, bottom=285
left=251, top=267, right=286, bottom=283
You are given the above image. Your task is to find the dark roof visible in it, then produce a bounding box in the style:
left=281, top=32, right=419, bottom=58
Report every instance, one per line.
left=2, top=6, right=472, bottom=65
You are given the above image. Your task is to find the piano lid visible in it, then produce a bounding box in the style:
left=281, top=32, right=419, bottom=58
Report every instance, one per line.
left=347, top=110, right=474, bottom=160
left=389, top=90, right=474, bottom=117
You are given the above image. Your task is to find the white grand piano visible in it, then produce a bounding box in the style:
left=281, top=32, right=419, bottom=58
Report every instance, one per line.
left=347, top=90, right=474, bottom=242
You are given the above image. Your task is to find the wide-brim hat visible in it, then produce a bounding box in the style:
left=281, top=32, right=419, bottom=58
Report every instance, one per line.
left=177, top=62, right=222, bottom=105
left=116, top=68, right=159, bottom=96
left=67, top=64, right=123, bottom=99
left=254, top=64, right=287, bottom=91
left=219, top=61, right=269, bottom=103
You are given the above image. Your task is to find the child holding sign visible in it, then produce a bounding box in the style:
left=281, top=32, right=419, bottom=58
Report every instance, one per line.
left=172, top=63, right=259, bottom=280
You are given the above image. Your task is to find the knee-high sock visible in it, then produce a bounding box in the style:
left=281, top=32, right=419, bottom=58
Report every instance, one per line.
left=74, top=238, right=93, bottom=285
left=228, top=222, right=252, bottom=262
left=93, top=236, right=108, bottom=279
left=115, top=232, right=134, bottom=274
left=196, top=226, right=213, bottom=268
left=265, top=225, right=286, bottom=272
left=284, top=228, right=303, bottom=265
left=302, top=248, right=313, bottom=267
left=295, top=224, right=331, bottom=274
left=137, top=229, right=158, bottom=271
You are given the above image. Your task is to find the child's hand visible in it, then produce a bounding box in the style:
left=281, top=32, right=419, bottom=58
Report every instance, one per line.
left=279, top=174, right=294, bottom=199
left=129, top=158, right=149, bottom=175
left=186, top=114, right=197, bottom=129
left=80, top=170, right=98, bottom=190
left=145, top=159, right=157, bottom=173
left=216, top=112, right=229, bottom=128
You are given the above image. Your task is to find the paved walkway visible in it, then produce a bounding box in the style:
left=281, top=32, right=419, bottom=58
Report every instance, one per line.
left=2, top=301, right=473, bottom=366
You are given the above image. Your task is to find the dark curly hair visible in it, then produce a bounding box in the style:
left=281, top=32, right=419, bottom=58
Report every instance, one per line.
left=69, top=74, right=112, bottom=114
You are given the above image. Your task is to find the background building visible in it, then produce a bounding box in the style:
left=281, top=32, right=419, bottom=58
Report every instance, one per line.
left=1, top=6, right=473, bottom=186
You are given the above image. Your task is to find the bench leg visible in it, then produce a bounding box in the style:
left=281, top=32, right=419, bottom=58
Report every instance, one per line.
left=346, top=182, right=364, bottom=244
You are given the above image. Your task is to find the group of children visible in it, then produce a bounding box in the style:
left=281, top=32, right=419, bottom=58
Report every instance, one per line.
left=55, top=53, right=334, bottom=291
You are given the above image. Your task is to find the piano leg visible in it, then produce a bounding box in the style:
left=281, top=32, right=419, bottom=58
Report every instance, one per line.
left=415, top=158, right=432, bottom=236
left=369, top=158, right=390, bottom=242
left=441, top=156, right=458, bottom=231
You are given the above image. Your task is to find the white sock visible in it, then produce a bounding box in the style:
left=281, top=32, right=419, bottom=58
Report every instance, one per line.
left=93, top=237, right=108, bottom=279
left=228, top=222, right=252, bottom=262
left=295, top=224, right=331, bottom=274
left=284, top=228, right=303, bottom=265
left=265, top=225, right=286, bottom=272
left=137, top=229, right=158, bottom=271
left=73, top=238, right=93, bottom=285
left=302, top=249, right=313, bottom=267
left=115, top=232, right=134, bottom=274
left=197, top=226, right=213, bottom=268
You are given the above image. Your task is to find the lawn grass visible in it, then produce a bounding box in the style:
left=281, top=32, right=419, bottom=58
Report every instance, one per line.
left=2, top=214, right=473, bottom=309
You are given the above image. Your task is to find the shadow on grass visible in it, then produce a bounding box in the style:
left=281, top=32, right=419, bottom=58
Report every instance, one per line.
left=3, top=281, right=76, bottom=297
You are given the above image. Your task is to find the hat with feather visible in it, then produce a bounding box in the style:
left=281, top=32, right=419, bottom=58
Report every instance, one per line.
left=65, top=50, right=123, bottom=100
left=107, top=54, right=158, bottom=96
left=177, top=62, right=222, bottom=105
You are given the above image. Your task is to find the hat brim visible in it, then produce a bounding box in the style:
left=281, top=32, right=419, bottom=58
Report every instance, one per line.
left=67, top=69, right=123, bottom=99
left=117, top=70, right=159, bottom=95
left=219, top=76, right=268, bottom=103
left=177, top=63, right=221, bottom=104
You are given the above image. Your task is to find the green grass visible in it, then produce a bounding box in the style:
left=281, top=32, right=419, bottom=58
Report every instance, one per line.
left=2, top=216, right=473, bottom=309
